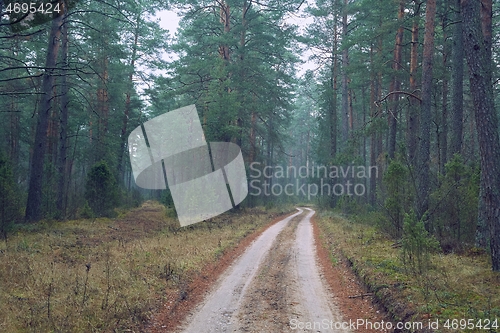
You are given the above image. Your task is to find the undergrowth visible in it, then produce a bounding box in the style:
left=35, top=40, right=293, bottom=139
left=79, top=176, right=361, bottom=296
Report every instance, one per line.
left=316, top=210, right=500, bottom=333
left=0, top=201, right=287, bottom=332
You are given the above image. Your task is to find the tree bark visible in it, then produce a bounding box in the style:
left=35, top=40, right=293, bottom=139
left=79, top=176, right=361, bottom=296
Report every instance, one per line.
left=369, top=44, right=377, bottom=206
left=461, top=0, right=500, bottom=271
left=56, top=15, right=70, bottom=219
left=388, top=0, right=405, bottom=159
left=219, top=1, right=231, bottom=62
left=118, top=14, right=140, bottom=181
left=450, top=0, right=464, bottom=156
left=328, top=11, right=339, bottom=208
left=407, top=5, right=420, bottom=165
left=340, top=0, right=349, bottom=144
left=416, top=0, right=437, bottom=223
left=475, top=0, right=493, bottom=249
left=25, top=9, right=63, bottom=222
left=440, top=12, right=449, bottom=175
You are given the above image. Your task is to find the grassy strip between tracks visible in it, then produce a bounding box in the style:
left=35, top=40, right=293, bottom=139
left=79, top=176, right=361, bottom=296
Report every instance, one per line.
left=315, top=210, right=500, bottom=333
left=0, top=201, right=293, bottom=333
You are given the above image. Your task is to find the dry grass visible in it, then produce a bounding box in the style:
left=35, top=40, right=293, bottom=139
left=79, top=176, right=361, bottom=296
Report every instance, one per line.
left=316, top=210, right=500, bottom=333
left=0, top=201, right=286, bottom=332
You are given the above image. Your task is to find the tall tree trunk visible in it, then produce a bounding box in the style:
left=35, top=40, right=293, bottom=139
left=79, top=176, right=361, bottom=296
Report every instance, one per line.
left=8, top=97, right=20, bottom=181
left=407, top=6, right=420, bottom=165
left=340, top=0, right=349, bottom=144
left=369, top=44, right=378, bottom=206
left=416, top=0, right=437, bottom=224
left=330, top=55, right=338, bottom=161
left=461, top=0, right=500, bottom=271
left=219, top=1, right=231, bottom=62
left=388, top=0, right=405, bottom=159
left=477, top=0, right=493, bottom=249
left=118, top=15, right=140, bottom=181
left=56, top=16, right=70, bottom=219
left=450, top=0, right=464, bottom=156
left=25, top=10, right=63, bottom=222
left=236, top=0, right=250, bottom=148
left=249, top=111, right=257, bottom=164
left=362, top=85, right=368, bottom=204
left=329, top=20, right=339, bottom=208
left=96, top=55, right=109, bottom=162
left=440, top=12, right=449, bottom=174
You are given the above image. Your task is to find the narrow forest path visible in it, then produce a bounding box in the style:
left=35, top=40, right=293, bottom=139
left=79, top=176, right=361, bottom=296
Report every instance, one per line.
left=174, top=208, right=350, bottom=333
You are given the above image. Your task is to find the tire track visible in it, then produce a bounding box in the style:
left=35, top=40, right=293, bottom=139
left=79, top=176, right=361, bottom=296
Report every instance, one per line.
left=177, top=208, right=350, bottom=333
left=176, top=209, right=304, bottom=333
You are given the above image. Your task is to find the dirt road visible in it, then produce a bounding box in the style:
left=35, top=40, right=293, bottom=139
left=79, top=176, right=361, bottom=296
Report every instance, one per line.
left=176, top=208, right=350, bottom=333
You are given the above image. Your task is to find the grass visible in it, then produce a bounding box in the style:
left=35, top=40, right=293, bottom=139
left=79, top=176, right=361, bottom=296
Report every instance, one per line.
left=0, top=201, right=289, bottom=332
left=315, top=210, right=500, bottom=333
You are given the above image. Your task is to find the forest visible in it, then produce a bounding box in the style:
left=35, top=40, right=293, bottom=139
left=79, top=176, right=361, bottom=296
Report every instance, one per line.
left=2, top=0, right=500, bottom=331
left=1, top=0, right=500, bottom=293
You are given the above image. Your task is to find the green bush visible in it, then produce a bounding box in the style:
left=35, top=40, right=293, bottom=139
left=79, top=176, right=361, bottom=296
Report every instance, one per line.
left=429, top=155, right=479, bottom=252
left=382, top=159, right=413, bottom=238
left=79, top=201, right=94, bottom=219
left=84, top=161, right=119, bottom=217
left=401, top=211, right=440, bottom=274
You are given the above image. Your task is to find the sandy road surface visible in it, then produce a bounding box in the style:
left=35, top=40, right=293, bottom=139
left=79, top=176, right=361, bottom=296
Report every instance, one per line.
left=176, top=208, right=350, bottom=333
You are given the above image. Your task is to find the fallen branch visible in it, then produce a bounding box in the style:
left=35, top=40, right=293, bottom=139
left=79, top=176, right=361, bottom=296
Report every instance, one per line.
left=348, top=293, right=374, bottom=299
left=391, top=241, right=403, bottom=248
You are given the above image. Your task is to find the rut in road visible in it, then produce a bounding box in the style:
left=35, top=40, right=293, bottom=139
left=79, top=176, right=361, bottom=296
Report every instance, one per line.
left=177, top=208, right=349, bottom=333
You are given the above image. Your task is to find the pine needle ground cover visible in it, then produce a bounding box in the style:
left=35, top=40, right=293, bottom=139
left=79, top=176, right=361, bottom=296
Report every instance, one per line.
left=0, top=201, right=289, bottom=332
left=316, top=211, right=500, bottom=333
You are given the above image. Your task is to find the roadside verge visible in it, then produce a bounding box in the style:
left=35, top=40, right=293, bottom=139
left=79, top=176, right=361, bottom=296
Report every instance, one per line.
left=314, top=210, right=500, bottom=333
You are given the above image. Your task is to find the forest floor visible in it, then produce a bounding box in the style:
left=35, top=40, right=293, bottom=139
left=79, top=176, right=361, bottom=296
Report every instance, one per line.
left=0, top=201, right=293, bottom=332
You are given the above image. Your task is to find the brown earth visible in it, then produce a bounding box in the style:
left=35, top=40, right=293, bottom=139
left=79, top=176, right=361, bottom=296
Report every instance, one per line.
left=311, top=213, right=392, bottom=333
left=236, top=213, right=302, bottom=332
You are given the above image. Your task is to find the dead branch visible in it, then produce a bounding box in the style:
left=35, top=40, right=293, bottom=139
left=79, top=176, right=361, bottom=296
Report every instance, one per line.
left=375, top=91, right=422, bottom=107
left=348, top=293, right=374, bottom=299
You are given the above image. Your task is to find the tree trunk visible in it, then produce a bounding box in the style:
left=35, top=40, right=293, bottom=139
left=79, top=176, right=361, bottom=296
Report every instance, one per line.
left=369, top=44, right=377, bottom=206
left=96, top=56, right=109, bottom=162
left=416, top=0, right=436, bottom=224
left=340, top=0, right=349, bottom=145
left=118, top=15, right=140, bottom=181
left=329, top=22, right=339, bottom=208
left=461, top=0, right=500, bottom=271
left=56, top=16, right=70, bottom=219
left=249, top=111, right=257, bottom=164
left=219, top=1, right=231, bottom=62
left=8, top=97, right=20, bottom=181
left=407, top=8, right=420, bottom=166
left=388, top=0, right=405, bottom=159
left=475, top=0, right=493, bottom=249
left=440, top=13, right=449, bottom=175
left=330, top=55, right=338, bottom=161
left=25, top=10, right=63, bottom=222
left=450, top=0, right=464, bottom=156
